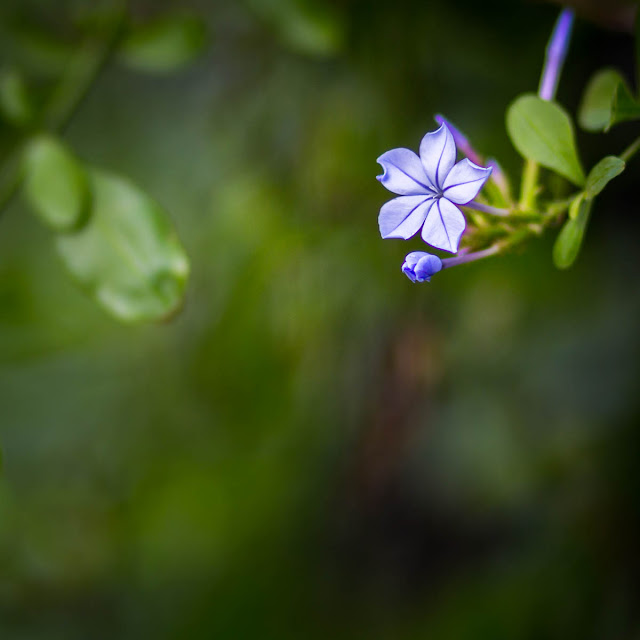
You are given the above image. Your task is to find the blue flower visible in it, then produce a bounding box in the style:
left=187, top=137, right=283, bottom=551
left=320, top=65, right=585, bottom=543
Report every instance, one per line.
left=402, top=251, right=442, bottom=283
left=377, top=123, right=492, bottom=253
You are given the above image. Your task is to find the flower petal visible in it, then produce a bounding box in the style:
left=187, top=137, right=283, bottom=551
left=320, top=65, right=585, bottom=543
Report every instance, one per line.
left=420, top=124, right=456, bottom=190
left=404, top=251, right=429, bottom=269
left=414, top=254, right=442, bottom=282
left=441, top=158, right=493, bottom=204
left=376, top=149, right=434, bottom=196
left=402, top=265, right=418, bottom=282
left=378, top=196, right=435, bottom=240
left=421, top=197, right=466, bottom=253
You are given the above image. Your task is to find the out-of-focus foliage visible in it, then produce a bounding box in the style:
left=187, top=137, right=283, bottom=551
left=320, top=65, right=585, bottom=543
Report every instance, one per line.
left=247, top=0, right=344, bottom=56
left=579, top=68, right=626, bottom=131
left=0, top=2, right=203, bottom=324
left=22, top=135, right=90, bottom=231
left=1, top=0, right=640, bottom=639
left=578, top=10, right=640, bottom=131
left=119, top=12, right=208, bottom=73
left=0, top=68, right=33, bottom=127
left=56, top=168, right=190, bottom=323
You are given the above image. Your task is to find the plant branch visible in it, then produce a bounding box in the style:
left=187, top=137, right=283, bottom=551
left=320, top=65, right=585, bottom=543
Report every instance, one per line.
left=442, top=244, right=501, bottom=269
left=464, top=201, right=511, bottom=217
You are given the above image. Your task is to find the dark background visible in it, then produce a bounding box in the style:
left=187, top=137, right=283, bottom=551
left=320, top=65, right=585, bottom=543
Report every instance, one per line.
left=0, top=1, right=639, bottom=638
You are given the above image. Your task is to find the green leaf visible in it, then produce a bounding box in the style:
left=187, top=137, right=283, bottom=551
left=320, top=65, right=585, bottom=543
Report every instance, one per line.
left=0, top=68, right=33, bottom=127
left=584, top=156, right=625, bottom=200
left=22, top=135, right=90, bottom=232
left=506, top=94, right=586, bottom=186
left=56, top=168, right=189, bottom=323
left=553, top=196, right=591, bottom=269
left=610, top=80, right=640, bottom=127
left=119, top=13, right=208, bottom=73
left=578, top=69, right=626, bottom=131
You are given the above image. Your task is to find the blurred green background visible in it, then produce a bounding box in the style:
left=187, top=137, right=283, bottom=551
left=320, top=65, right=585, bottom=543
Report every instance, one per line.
left=1, top=0, right=640, bottom=638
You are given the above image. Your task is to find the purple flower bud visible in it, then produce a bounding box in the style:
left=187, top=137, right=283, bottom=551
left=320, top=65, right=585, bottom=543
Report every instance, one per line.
left=486, top=157, right=512, bottom=200
left=402, top=251, right=443, bottom=283
left=539, top=9, right=574, bottom=101
left=434, top=114, right=483, bottom=166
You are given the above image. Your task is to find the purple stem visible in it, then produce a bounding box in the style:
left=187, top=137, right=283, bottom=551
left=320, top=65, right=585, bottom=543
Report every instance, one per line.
left=434, top=115, right=483, bottom=166
left=539, top=9, right=575, bottom=101
left=464, top=201, right=511, bottom=217
left=441, top=245, right=500, bottom=269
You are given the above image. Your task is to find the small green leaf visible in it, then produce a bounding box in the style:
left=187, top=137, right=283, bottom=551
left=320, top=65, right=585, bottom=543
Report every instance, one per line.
left=22, top=135, right=90, bottom=232
left=119, top=12, right=208, bottom=73
left=56, top=168, right=189, bottom=323
left=610, top=81, right=640, bottom=127
left=506, top=94, right=585, bottom=186
left=584, top=156, right=625, bottom=200
left=0, top=68, right=33, bottom=127
left=553, top=196, right=591, bottom=269
left=578, top=69, right=626, bottom=131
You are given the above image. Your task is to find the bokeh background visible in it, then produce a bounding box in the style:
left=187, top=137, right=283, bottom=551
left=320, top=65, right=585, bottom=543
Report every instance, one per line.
left=1, top=0, right=640, bottom=638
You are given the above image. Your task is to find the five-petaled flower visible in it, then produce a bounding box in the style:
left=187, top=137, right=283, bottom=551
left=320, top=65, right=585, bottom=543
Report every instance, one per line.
left=377, top=123, right=492, bottom=253
left=402, top=251, right=442, bottom=283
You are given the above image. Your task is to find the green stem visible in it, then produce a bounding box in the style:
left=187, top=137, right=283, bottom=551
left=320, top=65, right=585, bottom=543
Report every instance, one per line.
left=516, top=11, right=575, bottom=215
left=43, top=40, right=114, bottom=132
left=0, top=9, right=126, bottom=216
left=620, top=135, right=640, bottom=163
left=546, top=193, right=580, bottom=216
left=519, top=159, right=540, bottom=210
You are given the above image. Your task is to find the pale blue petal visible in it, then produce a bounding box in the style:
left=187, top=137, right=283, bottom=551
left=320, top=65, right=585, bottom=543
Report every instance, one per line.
left=441, top=159, right=493, bottom=205
left=419, top=124, right=456, bottom=190
left=404, top=251, right=429, bottom=268
left=402, top=266, right=418, bottom=282
left=376, top=149, right=434, bottom=196
left=378, top=196, right=435, bottom=239
left=414, top=254, right=443, bottom=282
left=421, top=197, right=466, bottom=253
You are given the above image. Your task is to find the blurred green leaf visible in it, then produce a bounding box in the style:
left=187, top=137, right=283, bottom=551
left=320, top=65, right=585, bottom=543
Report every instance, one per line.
left=610, top=80, right=640, bottom=127
left=0, top=67, right=33, bottom=127
left=119, top=12, right=208, bottom=74
left=506, top=94, right=585, bottom=186
left=578, top=69, right=626, bottom=132
left=56, top=168, right=189, bottom=323
left=247, top=0, right=344, bottom=56
left=553, top=196, right=591, bottom=269
left=584, top=156, right=625, bottom=200
left=22, top=135, right=90, bottom=232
